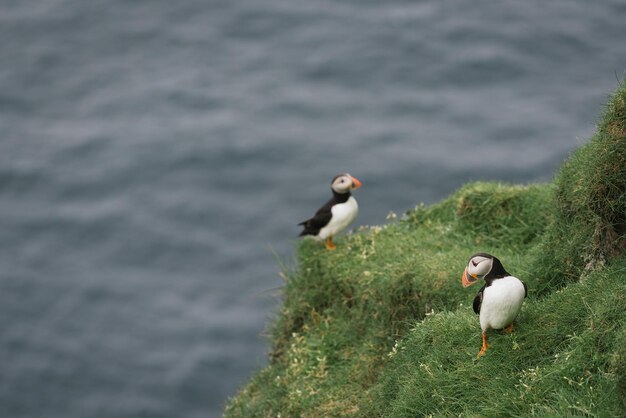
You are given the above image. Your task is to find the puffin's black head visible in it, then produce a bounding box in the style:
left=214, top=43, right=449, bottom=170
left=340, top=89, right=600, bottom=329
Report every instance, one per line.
left=461, top=252, right=509, bottom=287
left=331, top=173, right=362, bottom=194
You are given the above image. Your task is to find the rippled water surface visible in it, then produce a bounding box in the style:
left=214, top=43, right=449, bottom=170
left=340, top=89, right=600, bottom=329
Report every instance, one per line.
left=1, top=1, right=625, bottom=417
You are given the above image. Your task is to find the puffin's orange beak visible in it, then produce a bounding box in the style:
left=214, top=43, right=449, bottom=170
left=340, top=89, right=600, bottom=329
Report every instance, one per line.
left=462, top=267, right=478, bottom=288
left=350, top=176, right=362, bottom=189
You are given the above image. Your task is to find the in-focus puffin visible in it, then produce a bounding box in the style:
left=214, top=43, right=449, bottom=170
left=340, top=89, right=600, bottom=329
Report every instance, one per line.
left=298, top=173, right=362, bottom=250
left=461, top=253, right=527, bottom=357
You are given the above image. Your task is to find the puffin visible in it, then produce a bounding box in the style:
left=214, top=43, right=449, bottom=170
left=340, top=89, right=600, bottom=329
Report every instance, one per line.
left=461, top=252, right=527, bottom=357
left=298, top=173, right=362, bottom=250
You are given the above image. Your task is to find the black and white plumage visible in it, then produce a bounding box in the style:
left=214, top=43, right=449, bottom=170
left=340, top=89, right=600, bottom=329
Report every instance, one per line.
left=298, top=173, right=362, bottom=250
left=462, top=252, right=527, bottom=357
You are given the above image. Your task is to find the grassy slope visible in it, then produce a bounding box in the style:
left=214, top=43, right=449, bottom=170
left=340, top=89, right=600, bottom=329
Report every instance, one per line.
left=225, top=82, right=626, bottom=417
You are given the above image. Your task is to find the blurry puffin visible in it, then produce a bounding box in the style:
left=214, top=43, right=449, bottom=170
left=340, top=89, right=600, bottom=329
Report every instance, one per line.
left=462, top=253, right=527, bottom=357
left=298, top=173, right=362, bottom=250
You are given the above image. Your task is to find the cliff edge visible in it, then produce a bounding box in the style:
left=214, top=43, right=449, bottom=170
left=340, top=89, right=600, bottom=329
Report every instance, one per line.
left=225, top=82, right=626, bottom=417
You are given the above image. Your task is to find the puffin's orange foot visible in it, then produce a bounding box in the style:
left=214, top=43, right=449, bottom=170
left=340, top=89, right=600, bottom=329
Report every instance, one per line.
left=477, top=331, right=490, bottom=358
left=324, top=237, right=336, bottom=250
left=504, top=323, right=515, bottom=334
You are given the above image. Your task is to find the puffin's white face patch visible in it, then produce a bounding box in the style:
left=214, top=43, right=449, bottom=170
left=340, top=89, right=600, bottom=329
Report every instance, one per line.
left=331, top=174, right=353, bottom=194
left=467, top=256, right=493, bottom=278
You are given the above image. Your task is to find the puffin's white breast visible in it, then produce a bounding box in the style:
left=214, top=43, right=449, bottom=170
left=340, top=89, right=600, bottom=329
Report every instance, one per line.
left=318, top=196, right=358, bottom=239
left=479, top=276, right=525, bottom=331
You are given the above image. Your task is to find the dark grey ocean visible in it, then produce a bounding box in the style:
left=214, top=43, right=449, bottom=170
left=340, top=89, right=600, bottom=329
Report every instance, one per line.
left=1, top=1, right=625, bottom=417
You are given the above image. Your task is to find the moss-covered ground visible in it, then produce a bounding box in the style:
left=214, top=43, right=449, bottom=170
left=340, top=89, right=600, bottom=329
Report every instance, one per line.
left=224, top=82, right=626, bottom=417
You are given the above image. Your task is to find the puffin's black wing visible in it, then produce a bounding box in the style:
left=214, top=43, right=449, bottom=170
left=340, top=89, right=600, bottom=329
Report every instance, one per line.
left=472, top=284, right=486, bottom=314
left=522, top=280, right=528, bottom=297
left=298, top=199, right=334, bottom=236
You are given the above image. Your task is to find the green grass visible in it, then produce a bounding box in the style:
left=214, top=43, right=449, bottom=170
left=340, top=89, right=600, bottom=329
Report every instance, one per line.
left=369, top=263, right=626, bottom=417
left=224, top=81, right=626, bottom=417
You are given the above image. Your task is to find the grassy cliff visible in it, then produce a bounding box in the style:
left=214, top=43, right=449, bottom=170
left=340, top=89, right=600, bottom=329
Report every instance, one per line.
left=225, top=82, right=626, bottom=417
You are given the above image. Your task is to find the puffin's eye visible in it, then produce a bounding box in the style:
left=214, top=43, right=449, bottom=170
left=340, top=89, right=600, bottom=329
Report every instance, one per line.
left=472, top=260, right=479, bottom=267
